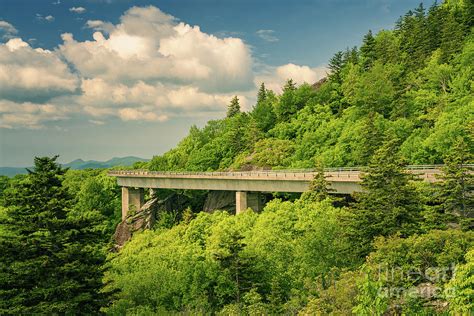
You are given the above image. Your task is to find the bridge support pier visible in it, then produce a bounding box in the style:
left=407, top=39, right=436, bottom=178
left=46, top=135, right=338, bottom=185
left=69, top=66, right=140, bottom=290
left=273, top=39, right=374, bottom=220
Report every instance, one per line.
left=236, top=191, right=247, bottom=214
left=122, top=187, right=144, bottom=220
left=236, top=191, right=263, bottom=214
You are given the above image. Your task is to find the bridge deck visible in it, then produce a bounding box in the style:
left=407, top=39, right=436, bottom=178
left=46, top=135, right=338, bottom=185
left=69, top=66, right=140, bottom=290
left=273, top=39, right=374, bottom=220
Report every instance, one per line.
left=108, top=165, right=449, bottom=194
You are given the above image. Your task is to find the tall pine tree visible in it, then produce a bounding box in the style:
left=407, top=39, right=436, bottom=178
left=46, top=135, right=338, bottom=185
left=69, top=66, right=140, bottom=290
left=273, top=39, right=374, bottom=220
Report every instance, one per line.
left=343, top=46, right=359, bottom=65
left=301, top=163, right=334, bottom=202
left=328, top=51, right=345, bottom=83
left=227, top=96, right=241, bottom=118
left=257, top=83, right=267, bottom=104
left=360, top=30, right=376, bottom=70
left=440, top=8, right=465, bottom=62
left=437, top=137, right=474, bottom=229
left=349, top=139, right=423, bottom=257
left=252, top=85, right=276, bottom=133
left=0, top=156, right=110, bottom=314
left=275, top=79, right=297, bottom=122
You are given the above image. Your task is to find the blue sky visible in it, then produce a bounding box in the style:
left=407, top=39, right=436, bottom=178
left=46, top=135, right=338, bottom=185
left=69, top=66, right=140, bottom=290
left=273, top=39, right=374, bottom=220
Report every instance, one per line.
left=0, top=0, right=426, bottom=166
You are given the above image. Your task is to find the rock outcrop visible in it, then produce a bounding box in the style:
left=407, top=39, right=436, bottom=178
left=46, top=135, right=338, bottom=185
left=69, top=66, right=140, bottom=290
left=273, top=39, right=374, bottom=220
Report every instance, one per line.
left=113, top=192, right=206, bottom=248
left=311, top=77, right=327, bottom=90
left=113, top=197, right=159, bottom=248
left=203, top=190, right=236, bottom=213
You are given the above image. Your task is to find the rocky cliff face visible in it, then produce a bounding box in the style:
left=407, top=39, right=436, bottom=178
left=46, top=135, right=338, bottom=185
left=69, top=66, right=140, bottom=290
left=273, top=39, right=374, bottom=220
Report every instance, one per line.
left=113, top=191, right=213, bottom=247
left=113, top=197, right=159, bottom=248
left=203, top=190, right=236, bottom=214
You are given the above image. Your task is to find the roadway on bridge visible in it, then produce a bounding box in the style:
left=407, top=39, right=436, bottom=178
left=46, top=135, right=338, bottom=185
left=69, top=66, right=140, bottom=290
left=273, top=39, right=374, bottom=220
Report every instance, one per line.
left=109, top=165, right=444, bottom=194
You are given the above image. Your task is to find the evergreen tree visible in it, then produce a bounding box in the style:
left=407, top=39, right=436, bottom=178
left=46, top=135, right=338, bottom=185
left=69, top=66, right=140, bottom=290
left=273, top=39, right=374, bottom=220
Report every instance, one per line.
left=461, top=0, right=474, bottom=29
left=360, top=30, right=376, bottom=70
left=301, top=163, right=334, bottom=202
left=349, top=139, right=423, bottom=257
left=373, top=30, right=400, bottom=65
left=412, top=3, right=431, bottom=62
left=0, top=156, right=109, bottom=314
left=252, top=89, right=276, bottom=133
left=343, top=46, right=359, bottom=65
left=228, top=113, right=246, bottom=157
left=227, top=96, right=241, bottom=118
left=426, top=2, right=443, bottom=52
left=359, top=112, right=382, bottom=165
left=328, top=51, right=345, bottom=83
left=440, top=9, right=465, bottom=62
left=212, top=230, right=262, bottom=306
left=257, top=83, right=267, bottom=104
left=275, top=79, right=297, bottom=122
left=396, top=5, right=433, bottom=69
left=437, top=137, right=474, bottom=229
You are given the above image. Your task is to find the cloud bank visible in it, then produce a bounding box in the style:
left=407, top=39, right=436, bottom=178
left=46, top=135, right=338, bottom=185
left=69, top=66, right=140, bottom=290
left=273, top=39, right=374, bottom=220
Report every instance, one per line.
left=0, top=5, right=326, bottom=129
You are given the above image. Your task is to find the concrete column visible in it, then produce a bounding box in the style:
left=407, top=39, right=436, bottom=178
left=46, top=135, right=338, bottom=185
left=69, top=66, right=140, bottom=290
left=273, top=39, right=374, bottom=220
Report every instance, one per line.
left=121, top=187, right=144, bottom=220
left=235, top=191, right=248, bottom=214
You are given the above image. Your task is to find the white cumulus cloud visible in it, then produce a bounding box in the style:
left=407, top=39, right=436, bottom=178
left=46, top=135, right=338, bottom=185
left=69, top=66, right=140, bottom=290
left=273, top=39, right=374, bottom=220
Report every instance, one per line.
left=0, top=38, right=79, bottom=103
left=0, top=6, right=326, bottom=129
left=0, top=21, right=18, bottom=39
left=255, top=63, right=328, bottom=93
left=70, top=7, right=86, bottom=14
left=36, top=14, right=55, bottom=22
left=256, top=29, right=278, bottom=42
left=78, top=78, right=248, bottom=121
left=0, top=100, right=71, bottom=129
left=60, top=6, right=253, bottom=93
left=85, top=20, right=115, bottom=34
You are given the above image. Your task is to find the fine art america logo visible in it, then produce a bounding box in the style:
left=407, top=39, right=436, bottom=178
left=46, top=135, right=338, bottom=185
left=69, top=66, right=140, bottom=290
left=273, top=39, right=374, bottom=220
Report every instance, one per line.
left=374, top=263, right=458, bottom=300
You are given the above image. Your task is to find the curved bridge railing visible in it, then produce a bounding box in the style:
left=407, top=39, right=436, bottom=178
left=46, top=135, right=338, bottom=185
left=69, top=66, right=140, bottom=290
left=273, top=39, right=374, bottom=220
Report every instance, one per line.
left=108, top=164, right=473, bottom=179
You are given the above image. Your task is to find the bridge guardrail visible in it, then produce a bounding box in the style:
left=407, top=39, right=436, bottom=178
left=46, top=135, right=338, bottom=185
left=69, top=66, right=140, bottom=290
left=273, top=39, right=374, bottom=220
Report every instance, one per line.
left=108, top=164, right=473, bottom=178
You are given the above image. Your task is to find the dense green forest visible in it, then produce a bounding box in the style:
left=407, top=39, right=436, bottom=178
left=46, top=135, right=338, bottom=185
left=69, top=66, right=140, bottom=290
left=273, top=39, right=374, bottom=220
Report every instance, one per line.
left=0, top=1, right=473, bottom=314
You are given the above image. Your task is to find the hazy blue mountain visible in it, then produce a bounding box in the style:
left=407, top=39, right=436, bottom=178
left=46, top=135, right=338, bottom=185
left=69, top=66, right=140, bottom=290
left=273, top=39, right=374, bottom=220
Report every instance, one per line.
left=0, top=156, right=148, bottom=177
left=0, top=167, right=29, bottom=177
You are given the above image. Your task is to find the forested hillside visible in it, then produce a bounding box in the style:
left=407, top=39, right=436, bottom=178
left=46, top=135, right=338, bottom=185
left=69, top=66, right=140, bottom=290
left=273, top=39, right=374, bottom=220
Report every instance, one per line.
left=143, top=1, right=473, bottom=172
left=0, top=1, right=473, bottom=314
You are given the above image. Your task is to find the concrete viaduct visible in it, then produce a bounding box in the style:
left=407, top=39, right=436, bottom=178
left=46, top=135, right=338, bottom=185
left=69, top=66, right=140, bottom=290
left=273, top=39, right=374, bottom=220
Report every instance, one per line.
left=109, top=166, right=445, bottom=219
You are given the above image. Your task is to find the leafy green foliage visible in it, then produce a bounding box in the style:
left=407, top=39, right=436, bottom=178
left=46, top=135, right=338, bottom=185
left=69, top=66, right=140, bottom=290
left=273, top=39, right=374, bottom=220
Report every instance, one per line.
left=364, top=229, right=473, bottom=314
left=63, top=169, right=122, bottom=233
left=446, top=249, right=474, bottom=313
left=352, top=266, right=389, bottom=315
left=300, top=270, right=359, bottom=315
left=106, top=199, right=353, bottom=314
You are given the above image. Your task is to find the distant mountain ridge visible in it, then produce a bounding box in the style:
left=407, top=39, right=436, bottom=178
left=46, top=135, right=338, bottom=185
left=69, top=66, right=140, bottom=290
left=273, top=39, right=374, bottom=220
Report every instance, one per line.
left=0, top=156, right=148, bottom=177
